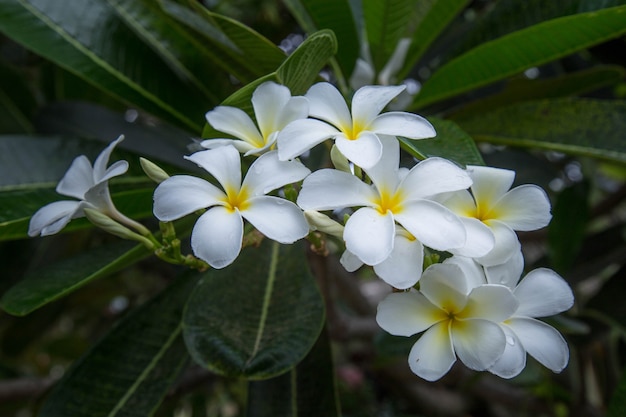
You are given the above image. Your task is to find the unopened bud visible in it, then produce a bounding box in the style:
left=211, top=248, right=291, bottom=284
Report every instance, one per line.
left=84, top=208, right=154, bottom=249
left=140, top=157, right=170, bottom=184
left=304, top=210, right=344, bottom=239
left=330, top=145, right=351, bottom=173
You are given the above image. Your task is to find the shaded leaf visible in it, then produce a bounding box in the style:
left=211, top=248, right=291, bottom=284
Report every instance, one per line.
left=38, top=272, right=198, bottom=417
left=400, top=117, right=484, bottom=166
left=0, top=62, right=37, bottom=133
left=412, top=5, right=626, bottom=109
left=448, top=65, right=626, bottom=120
left=284, top=0, right=358, bottom=79
left=398, top=0, right=469, bottom=79
left=456, top=98, right=626, bottom=163
left=247, top=327, right=339, bottom=417
left=608, top=365, right=626, bottom=417
left=183, top=240, right=325, bottom=379
left=0, top=0, right=212, bottom=131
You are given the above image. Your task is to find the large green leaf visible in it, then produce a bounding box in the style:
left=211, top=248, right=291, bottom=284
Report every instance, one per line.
left=456, top=98, right=626, bottom=163
left=608, top=366, right=626, bottom=417
left=397, top=0, right=468, bottom=80
left=363, top=0, right=418, bottom=73
left=247, top=328, right=340, bottom=417
left=448, top=65, right=626, bottom=120
left=201, top=30, right=337, bottom=138
left=1, top=241, right=150, bottom=316
left=400, top=117, right=484, bottom=166
left=412, top=5, right=626, bottom=109
left=159, top=0, right=286, bottom=84
left=0, top=0, right=212, bottom=131
left=38, top=272, right=197, bottom=417
left=183, top=240, right=325, bottom=379
left=0, top=62, right=37, bottom=134
left=283, top=0, right=358, bottom=80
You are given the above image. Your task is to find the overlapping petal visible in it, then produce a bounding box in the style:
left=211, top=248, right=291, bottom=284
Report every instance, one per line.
left=507, top=317, right=569, bottom=372
left=277, top=118, right=341, bottom=161
left=492, top=185, right=552, bottom=231
left=475, top=220, right=521, bottom=266
left=191, top=206, right=244, bottom=269
left=400, top=158, right=472, bottom=201
left=452, top=319, right=506, bottom=371
left=352, top=85, right=405, bottom=126
left=344, top=207, right=395, bottom=265
left=252, top=81, right=292, bottom=137
left=335, top=131, right=382, bottom=169
left=489, top=326, right=526, bottom=378
left=306, top=82, right=352, bottom=127
left=56, top=155, right=96, bottom=199
left=373, top=233, right=424, bottom=289
left=408, top=322, right=456, bottom=381
left=462, top=285, right=518, bottom=322
left=186, top=146, right=241, bottom=191
left=242, top=151, right=310, bottom=196
left=367, top=112, right=436, bottom=139
left=297, top=169, right=377, bottom=210
left=513, top=268, right=574, bottom=317
left=28, top=200, right=82, bottom=237
left=376, top=291, right=446, bottom=337
left=93, top=135, right=126, bottom=181
left=205, top=106, right=264, bottom=148
left=467, top=165, right=515, bottom=207
left=450, top=217, right=495, bottom=258
left=241, top=196, right=309, bottom=243
left=153, top=175, right=224, bottom=221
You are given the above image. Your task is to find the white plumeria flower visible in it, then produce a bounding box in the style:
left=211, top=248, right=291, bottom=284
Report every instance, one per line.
left=153, top=146, right=310, bottom=269
left=277, top=82, right=435, bottom=169
left=376, top=262, right=518, bottom=381
left=29, top=135, right=130, bottom=237
left=340, top=226, right=424, bottom=290
left=297, top=135, right=471, bottom=269
left=203, top=81, right=309, bottom=156
left=438, top=165, right=552, bottom=265
left=487, top=268, right=574, bottom=378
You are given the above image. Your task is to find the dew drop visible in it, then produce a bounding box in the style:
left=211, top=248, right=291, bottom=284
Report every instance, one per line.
left=506, top=336, right=515, bottom=346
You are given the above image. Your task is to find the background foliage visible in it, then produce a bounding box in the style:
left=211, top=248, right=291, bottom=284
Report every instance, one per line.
left=0, top=0, right=625, bottom=416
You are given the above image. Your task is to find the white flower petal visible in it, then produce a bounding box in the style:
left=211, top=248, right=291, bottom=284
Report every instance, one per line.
left=514, top=268, right=574, bottom=317
left=437, top=190, right=476, bottom=215
left=153, top=175, right=224, bottom=221
left=377, top=291, right=446, bottom=337
left=205, top=106, right=264, bottom=147
left=450, top=217, right=495, bottom=258
left=335, top=131, right=382, bottom=169
left=408, top=322, right=456, bottom=381
left=200, top=138, right=257, bottom=155
left=368, top=112, right=436, bottom=139
left=242, top=151, right=310, bottom=195
left=297, top=169, right=376, bottom=210
left=351, top=85, right=405, bottom=126
left=185, top=146, right=242, bottom=191
left=363, top=134, right=400, bottom=191
left=452, top=318, right=506, bottom=371
left=28, top=200, right=82, bottom=237
left=492, top=185, right=552, bottom=231
left=340, top=250, right=363, bottom=272
left=475, top=221, right=521, bottom=267
left=56, top=155, right=94, bottom=199
left=275, top=96, right=309, bottom=128
left=400, top=157, right=472, bottom=201
left=489, top=325, right=527, bottom=379
left=93, top=135, right=124, bottom=181
left=395, top=200, right=466, bottom=251
left=344, top=207, right=395, bottom=265
left=484, top=249, right=524, bottom=289
left=349, top=58, right=375, bottom=90
left=100, top=160, right=129, bottom=183
left=191, top=206, right=243, bottom=269
left=251, top=81, right=291, bottom=137
left=508, top=317, right=569, bottom=373
left=463, top=285, right=518, bottom=322
left=306, top=82, right=352, bottom=129
left=419, top=263, right=469, bottom=311
left=373, top=234, right=423, bottom=289
left=83, top=181, right=117, bottom=213
left=467, top=165, right=515, bottom=208
left=277, top=118, right=340, bottom=161
left=241, top=196, right=308, bottom=243
left=442, top=256, right=486, bottom=291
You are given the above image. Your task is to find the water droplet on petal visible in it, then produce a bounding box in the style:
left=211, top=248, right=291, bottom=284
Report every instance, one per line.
left=506, top=336, right=515, bottom=346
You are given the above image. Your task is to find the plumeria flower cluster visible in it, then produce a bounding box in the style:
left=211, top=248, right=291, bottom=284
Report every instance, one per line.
left=29, top=80, right=574, bottom=381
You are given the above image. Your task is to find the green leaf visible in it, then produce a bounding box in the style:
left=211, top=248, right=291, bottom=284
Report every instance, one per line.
left=283, top=0, right=357, bottom=80
left=183, top=240, right=325, bottom=379
left=201, top=30, right=337, bottom=137
left=38, top=272, right=198, bottom=417
left=1, top=241, right=150, bottom=316
left=456, top=98, right=626, bottom=163
left=159, top=0, right=286, bottom=84
left=412, top=5, right=626, bottom=109
left=363, top=0, right=419, bottom=72
left=399, top=117, right=484, bottom=166
left=608, top=366, right=626, bottom=417
left=0, top=0, right=212, bottom=131
left=247, top=328, right=340, bottom=417
left=548, top=181, right=590, bottom=274
left=0, top=62, right=37, bottom=134
left=398, top=0, right=469, bottom=79
left=448, top=65, right=626, bottom=120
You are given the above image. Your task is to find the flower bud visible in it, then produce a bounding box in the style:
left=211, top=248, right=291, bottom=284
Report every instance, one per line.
left=304, top=210, right=344, bottom=239
left=84, top=208, right=154, bottom=249
left=140, top=157, right=170, bottom=184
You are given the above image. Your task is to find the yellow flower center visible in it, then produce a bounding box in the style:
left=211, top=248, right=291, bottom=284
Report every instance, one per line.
left=223, top=185, right=251, bottom=212
left=374, top=187, right=404, bottom=215
left=342, top=119, right=365, bottom=140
